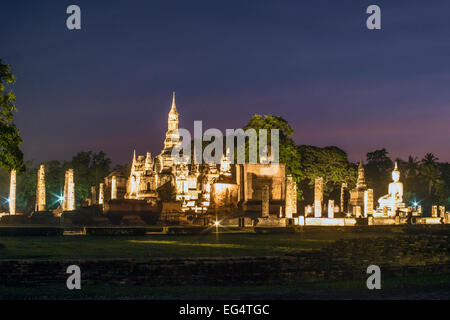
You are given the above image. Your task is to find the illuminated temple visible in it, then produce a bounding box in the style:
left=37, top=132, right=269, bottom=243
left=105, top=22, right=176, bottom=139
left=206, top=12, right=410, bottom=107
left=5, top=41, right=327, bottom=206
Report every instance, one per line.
left=106, top=93, right=297, bottom=217
left=4, top=94, right=447, bottom=226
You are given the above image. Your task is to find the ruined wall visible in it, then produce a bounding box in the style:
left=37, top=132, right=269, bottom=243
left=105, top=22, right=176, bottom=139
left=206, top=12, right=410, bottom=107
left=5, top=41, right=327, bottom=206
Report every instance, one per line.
left=1, top=235, right=448, bottom=286
left=241, top=164, right=286, bottom=202
left=211, top=183, right=239, bottom=210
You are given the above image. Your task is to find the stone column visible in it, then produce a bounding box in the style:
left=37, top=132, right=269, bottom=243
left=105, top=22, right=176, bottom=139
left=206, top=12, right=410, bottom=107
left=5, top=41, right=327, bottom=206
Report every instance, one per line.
left=353, top=205, right=362, bottom=217
left=417, top=205, right=422, bottom=216
left=262, top=185, right=269, bottom=217
left=91, top=186, right=97, bottom=205
left=327, top=200, right=334, bottom=218
left=285, top=175, right=297, bottom=219
left=35, top=164, right=46, bottom=212
left=340, top=182, right=347, bottom=213
left=432, top=205, right=438, bottom=218
left=111, top=176, right=117, bottom=200
left=439, top=206, right=445, bottom=218
left=63, top=169, right=75, bottom=211
left=9, top=169, right=16, bottom=215
left=98, top=183, right=104, bottom=205
left=364, top=189, right=374, bottom=217
left=314, top=177, right=323, bottom=217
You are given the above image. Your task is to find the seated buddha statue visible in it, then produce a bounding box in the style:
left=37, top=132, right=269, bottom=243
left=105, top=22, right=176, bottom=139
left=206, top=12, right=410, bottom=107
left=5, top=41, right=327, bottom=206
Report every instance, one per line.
left=378, top=162, right=404, bottom=214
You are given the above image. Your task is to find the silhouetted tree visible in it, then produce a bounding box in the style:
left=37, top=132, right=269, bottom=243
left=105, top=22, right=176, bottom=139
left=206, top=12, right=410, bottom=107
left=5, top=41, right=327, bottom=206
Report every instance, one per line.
left=0, top=59, right=24, bottom=172
left=365, top=148, right=394, bottom=199
left=243, top=115, right=304, bottom=199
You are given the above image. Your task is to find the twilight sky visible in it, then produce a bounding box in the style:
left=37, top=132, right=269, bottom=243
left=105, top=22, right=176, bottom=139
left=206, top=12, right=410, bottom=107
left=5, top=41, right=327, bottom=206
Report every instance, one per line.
left=1, top=0, right=450, bottom=165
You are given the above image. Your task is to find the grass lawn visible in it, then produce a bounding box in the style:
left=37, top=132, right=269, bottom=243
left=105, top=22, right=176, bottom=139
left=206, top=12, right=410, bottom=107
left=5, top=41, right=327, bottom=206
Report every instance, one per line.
left=0, top=231, right=392, bottom=260
left=1, top=229, right=448, bottom=300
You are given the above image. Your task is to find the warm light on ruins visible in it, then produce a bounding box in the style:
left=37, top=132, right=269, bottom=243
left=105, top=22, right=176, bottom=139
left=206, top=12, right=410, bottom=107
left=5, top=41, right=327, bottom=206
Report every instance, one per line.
left=377, top=162, right=405, bottom=217
left=62, top=169, right=75, bottom=211
left=9, top=169, right=16, bottom=215
left=35, top=164, right=46, bottom=212
left=98, top=183, right=104, bottom=205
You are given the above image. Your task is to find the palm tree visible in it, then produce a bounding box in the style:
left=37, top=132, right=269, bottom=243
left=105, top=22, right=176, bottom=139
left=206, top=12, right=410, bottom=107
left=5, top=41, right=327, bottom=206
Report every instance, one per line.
left=421, top=153, right=439, bottom=166
left=406, top=156, right=419, bottom=179
left=419, top=163, right=441, bottom=195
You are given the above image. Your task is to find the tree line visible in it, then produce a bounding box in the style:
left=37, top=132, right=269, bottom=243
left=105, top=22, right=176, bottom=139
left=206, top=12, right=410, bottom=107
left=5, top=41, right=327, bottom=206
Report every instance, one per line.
left=1, top=59, right=449, bottom=214
left=244, top=115, right=450, bottom=211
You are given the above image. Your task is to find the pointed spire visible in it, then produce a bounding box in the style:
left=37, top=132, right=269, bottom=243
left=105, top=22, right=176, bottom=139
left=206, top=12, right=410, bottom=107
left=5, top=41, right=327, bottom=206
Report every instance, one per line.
left=393, top=161, right=400, bottom=174
left=131, top=149, right=136, bottom=170
left=358, top=160, right=363, bottom=169
left=169, top=91, right=178, bottom=115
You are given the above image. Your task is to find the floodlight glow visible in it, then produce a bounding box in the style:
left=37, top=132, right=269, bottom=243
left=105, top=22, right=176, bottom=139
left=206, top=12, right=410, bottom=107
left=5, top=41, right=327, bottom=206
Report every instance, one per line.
left=411, top=200, right=420, bottom=207
left=214, top=220, right=220, bottom=227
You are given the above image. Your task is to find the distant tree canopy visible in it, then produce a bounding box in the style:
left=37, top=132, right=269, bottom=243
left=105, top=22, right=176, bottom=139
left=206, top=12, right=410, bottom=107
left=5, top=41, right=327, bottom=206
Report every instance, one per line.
left=243, top=114, right=304, bottom=198
left=0, top=59, right=24, bottom=172
left=243, top=115, right=356, bottom=202
left=298, top=145, right=357, bottom=203
left=69, top=151, right=112, bottom=206
left=365, top=148, right=394, bottom=200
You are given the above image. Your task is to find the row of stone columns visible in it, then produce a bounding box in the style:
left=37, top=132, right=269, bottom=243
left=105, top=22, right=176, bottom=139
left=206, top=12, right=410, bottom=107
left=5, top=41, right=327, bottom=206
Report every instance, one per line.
left=6, top=166, right=76, bottom=215
left=90, top=183, right=106, bottom=206
left=432, top=205, right=446, bottom=218
left=313, top=177, right=374, bottom=218
left=261, top=174, right=298, bottom=218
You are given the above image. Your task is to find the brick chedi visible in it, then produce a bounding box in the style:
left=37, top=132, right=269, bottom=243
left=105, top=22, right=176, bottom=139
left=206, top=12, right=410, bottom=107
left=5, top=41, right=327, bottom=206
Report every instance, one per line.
left=108, top=93, right=291, bottom=215
left=349, top=161, right=368, bottom=215
left=125, top=150, right=158, bottom=202
left=156, top=92, right=182, bottom=171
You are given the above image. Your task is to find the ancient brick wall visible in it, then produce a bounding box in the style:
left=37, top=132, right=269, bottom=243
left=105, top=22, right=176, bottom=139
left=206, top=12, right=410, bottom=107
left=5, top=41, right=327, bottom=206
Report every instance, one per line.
left=0, top=235, right=448, bottom=287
